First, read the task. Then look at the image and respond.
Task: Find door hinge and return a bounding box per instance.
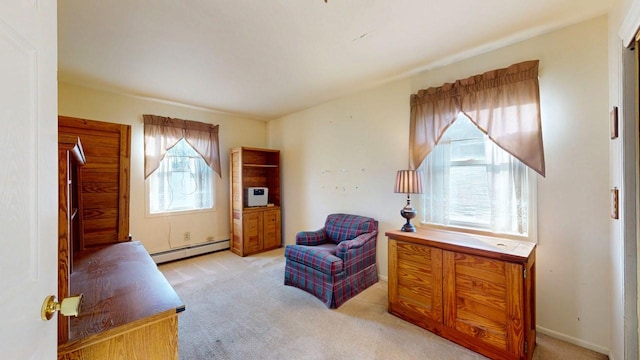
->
[523,268,527,279]
[524,341,528,354]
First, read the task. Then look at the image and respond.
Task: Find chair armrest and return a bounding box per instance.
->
[296,229,327,246]
[336,231,376,255]
[336,231,378,276]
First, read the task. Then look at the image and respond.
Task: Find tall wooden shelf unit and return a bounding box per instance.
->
[230,147,281,256]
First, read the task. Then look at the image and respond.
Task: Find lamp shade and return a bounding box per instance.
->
[394,170,423,194]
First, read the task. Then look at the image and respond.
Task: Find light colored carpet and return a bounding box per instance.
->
[159,248,608,360]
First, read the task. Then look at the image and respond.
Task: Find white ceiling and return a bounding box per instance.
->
[58,0,612,120]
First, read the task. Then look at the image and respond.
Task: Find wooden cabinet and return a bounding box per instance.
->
[236,207,282,255]
[58,134,86,344]
[59,116,131,249]
[262,208,281,249]
[388,241,443,325]
[230,147,281,256]
[241,210,263,254]
[387,229,536,360]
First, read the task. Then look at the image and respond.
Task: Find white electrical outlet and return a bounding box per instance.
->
[184,232,191,241]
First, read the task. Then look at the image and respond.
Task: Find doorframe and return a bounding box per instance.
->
[618,3,640,358]
[621,40,640,360]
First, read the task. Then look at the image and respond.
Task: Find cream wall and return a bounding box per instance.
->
[58,83,267,254]
[269,16,611,354]
[269,79,412,279]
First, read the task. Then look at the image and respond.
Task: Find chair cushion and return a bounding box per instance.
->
[325,214,377,244]
[284,243,343,275]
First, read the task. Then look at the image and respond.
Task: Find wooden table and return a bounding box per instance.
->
[58,241,184,359]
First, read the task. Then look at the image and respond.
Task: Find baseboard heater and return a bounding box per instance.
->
[150,239,230,264]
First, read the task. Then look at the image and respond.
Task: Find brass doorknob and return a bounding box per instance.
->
[41,294,83,320]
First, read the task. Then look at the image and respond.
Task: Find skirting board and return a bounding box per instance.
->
[150,239,230,264]
[536,325,610,356]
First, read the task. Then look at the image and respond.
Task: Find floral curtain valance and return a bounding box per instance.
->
[143,114,221,179]
[409,60,545,177]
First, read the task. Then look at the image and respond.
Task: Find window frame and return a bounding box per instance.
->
[418,116,538,243]
[144,139,217,217]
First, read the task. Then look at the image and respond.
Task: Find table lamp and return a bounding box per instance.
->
[394,170,423,232]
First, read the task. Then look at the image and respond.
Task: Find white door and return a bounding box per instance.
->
[0,1,58,358]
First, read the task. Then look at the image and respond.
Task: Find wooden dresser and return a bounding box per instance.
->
[57,241,184,360]
[386,229,536,360]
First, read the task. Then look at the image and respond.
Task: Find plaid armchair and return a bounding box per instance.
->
[284,213,379,308]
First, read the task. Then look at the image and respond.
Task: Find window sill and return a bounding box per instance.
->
[417,222,534,243]
[145,207,216,218]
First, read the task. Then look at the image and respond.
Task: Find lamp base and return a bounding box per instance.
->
[400,204,417,232]
[401,221,416,232]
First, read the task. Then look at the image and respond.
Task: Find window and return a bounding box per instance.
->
[143,114,221,215]
[148,138,214,214]
[419,113,535,238]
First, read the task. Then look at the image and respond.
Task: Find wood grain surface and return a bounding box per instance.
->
[58,116,131,248]
[387,230,536,360]
[58,241,184,359]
